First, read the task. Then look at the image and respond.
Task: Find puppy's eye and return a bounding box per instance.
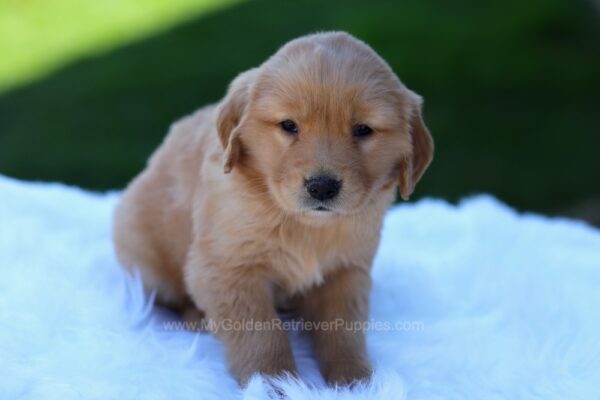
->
[352,124,373,138]
[280,120,299,135]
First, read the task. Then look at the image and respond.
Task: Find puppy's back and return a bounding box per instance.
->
[113,105,219,306]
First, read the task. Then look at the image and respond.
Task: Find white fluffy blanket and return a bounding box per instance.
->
[1,174,599,399]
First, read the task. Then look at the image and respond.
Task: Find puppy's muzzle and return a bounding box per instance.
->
[304,175,342,201]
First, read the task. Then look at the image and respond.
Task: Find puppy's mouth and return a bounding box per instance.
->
[298,204,339,219]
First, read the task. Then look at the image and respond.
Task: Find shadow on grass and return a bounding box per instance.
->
[0,0,599,215]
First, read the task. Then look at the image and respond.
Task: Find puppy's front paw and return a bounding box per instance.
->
[230,343,298,385]
[323,357,372,386]
[233,358,297,385]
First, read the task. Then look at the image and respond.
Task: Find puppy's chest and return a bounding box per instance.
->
[265,226,356,294]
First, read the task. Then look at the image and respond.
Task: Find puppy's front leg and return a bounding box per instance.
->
[187,266,297,384]
[300,267,372,385]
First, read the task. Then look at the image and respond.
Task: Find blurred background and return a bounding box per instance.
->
[0,0,598,224]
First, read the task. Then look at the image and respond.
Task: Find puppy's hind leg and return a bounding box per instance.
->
[114,211,190,315]
[180,304,208,332]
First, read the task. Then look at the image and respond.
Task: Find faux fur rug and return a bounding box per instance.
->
[1,174,599,399]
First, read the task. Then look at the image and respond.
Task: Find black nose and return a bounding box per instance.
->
[305,175,342,201]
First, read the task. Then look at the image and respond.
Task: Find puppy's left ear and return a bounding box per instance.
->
[216,69,257,173]
[398,93,434,200]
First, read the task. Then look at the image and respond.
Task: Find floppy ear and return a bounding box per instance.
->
[216,69,257,173]
[398,95,434,201]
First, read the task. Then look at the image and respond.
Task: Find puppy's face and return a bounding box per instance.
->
[217,33,433,221]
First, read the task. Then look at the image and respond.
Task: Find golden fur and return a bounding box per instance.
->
[113,32,433,385]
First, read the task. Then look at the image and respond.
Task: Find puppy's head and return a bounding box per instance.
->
[217,32,433,221]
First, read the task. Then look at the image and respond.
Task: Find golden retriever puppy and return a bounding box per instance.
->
[113,31,433,385]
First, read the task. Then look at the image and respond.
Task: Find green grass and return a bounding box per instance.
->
[0,0,241,92]
[0,0,599,216]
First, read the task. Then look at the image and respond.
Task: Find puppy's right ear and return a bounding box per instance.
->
[216,69,257,173]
